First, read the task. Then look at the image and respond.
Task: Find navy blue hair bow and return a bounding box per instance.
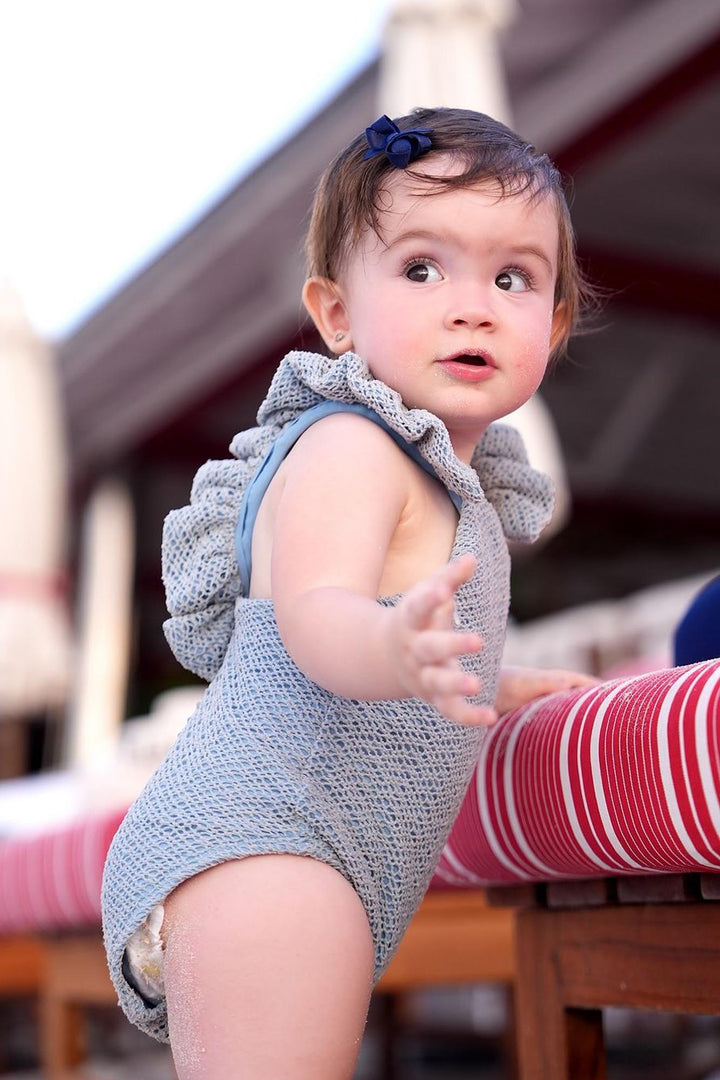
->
[363,115,432,169]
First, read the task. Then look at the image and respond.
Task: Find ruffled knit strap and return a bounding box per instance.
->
[471,423,555,543]
[263,354,554,539]
[259,351,484,505]
[161,426,275,681]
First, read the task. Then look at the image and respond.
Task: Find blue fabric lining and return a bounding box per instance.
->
[235,400,461,596]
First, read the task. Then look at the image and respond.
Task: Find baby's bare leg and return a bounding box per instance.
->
[163,854,374,1079]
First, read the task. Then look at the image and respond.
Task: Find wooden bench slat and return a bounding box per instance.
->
[485,883,544,909]
[616,873,700,904]
[545,879,615,910]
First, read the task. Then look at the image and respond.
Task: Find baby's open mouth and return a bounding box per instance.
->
[454,354,487,366]
[441,352,492,367]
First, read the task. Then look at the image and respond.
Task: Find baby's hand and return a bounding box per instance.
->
[389,555,497,727]
[496,666,600,716]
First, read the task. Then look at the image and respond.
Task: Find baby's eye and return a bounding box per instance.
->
[404,261,442,283]
[495,270,530,292]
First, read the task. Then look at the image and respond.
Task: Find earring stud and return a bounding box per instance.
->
[334,331,346,342]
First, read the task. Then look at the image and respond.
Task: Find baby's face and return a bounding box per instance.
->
[337,159,565,461]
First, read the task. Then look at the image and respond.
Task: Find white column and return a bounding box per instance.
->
[0,281,73,718]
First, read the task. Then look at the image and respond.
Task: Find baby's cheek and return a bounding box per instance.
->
[513,334,551,385]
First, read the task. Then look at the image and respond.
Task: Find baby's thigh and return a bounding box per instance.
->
[163,854,374,1080]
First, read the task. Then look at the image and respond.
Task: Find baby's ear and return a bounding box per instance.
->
[549,299,571,355]
[302,277,353,354]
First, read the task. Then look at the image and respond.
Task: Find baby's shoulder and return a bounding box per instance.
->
[282,410,417,481]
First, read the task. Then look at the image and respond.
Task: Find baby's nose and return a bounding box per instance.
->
[443,278,496,329]
[446,296,495,329]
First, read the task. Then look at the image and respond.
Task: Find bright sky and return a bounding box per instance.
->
[1,1,392,341]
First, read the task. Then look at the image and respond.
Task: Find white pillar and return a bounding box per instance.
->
[63,479,135,770]
[0,281,73,718]
[378,0,517,122]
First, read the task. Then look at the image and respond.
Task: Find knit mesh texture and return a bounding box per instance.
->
[101,351,554,1041]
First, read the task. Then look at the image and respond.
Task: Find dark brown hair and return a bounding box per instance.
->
[305,107,593,358]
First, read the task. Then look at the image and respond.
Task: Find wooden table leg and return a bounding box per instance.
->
[40,994,85,1079]
[515,908,606,1080]
[501,984,519,1080]
[40,935,117,1080]
[515,899,720,1080]
[373,992,402,1080]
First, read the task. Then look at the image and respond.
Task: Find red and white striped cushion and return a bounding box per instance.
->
[433,659,720,887]
[1,661,719,934]
[0,808,126,934]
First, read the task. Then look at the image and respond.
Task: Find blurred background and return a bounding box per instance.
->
[1,0,719,1076]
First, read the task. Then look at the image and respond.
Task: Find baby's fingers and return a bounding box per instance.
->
[440,554,478,595]
[403,555,478,631]
[402,580,448,632]
[414,629,482,665]
[436,695,498,727]
[420,664,480,701]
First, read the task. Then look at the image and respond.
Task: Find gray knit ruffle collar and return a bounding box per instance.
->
[236,350,554,543]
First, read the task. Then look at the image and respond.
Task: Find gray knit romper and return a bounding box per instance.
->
[101,350,553,1042]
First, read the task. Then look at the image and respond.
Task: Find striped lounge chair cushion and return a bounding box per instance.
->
[0,660,718,933]
[0,808,126,934]
[433,658,720,887]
